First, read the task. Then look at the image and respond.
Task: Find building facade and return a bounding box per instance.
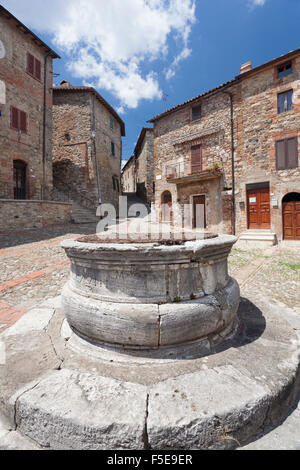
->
[52,82,125,212]
[0,5,59,201]
[121,127,154,205]
[122,155,136,194]
[150,48,300,242]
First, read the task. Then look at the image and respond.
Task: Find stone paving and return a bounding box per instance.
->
[1,225,300,335]
[0,223,96,334]
[0,225,300,450]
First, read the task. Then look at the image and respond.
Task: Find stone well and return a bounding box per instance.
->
[61,233,240,351]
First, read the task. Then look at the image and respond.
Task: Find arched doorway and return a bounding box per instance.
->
[13,160,27,200]
[282,192,300,240]
[161,191,173,222]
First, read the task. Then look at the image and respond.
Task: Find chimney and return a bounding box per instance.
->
[240,61,252,74]
[59,80,72,87]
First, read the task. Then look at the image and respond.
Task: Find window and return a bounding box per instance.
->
[10,106,27,132]
[27,53,42,81]
[278,90,293,114]
[112,176,120,191]
[276,137,298,170]
[277,62,292,78]
[13,160,27,200]
[110,117,114,130]
[111,141,115,156]
[191,144,202,174]
[191,104,202,122]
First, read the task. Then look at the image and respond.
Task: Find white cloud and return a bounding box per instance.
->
[249,0,266,7]
[1,0,196,110]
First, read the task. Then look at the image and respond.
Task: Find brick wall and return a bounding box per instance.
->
[0,200,72,231]
[0,14,54,201]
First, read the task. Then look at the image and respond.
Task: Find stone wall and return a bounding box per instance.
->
[153,89,236,233]
[0,14,54,201]
[136,129,154,204]
[52,88,122,211]
[52,91,98,209]
[121,157,136,193]
[234,56,300,240]
[152,52,300,240]
[0,200,72,231]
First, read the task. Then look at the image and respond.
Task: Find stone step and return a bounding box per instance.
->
[236,231,277,248]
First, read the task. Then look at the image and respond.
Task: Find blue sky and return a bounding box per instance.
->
[2,0,300,161]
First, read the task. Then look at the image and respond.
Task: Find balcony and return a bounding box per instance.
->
[165,162,222,185]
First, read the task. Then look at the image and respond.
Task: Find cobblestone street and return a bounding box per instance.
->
[1,224,299,335]
[0,223,96,334]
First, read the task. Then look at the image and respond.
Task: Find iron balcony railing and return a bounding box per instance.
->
[165,162,222,180]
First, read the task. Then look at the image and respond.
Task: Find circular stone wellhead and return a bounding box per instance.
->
[61,234,240,351]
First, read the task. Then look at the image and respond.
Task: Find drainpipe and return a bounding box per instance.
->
[42,51,51,201]
[222,91,236,235]
[91,95,102,205]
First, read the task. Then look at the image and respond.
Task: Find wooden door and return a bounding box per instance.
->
[283,201,300,240]
[193,195,206,229]
[247,188,270,229]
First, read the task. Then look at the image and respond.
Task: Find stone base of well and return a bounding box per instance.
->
[0,294,300,450]
[62,277,240,351]
[61,234,240,351]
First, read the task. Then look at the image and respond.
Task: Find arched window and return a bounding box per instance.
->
[161,191,172,222]
[13,160,27,200]
[282,192,300,240]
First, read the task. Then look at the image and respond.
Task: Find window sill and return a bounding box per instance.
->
[26,71,42,83]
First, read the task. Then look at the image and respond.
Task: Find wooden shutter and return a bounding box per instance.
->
[276,140,286,170]
[27,53,34,75]
[191,145,202,174]
[287,137,298,169]
[11,106,19,130]
[20,111,27,132]
[35,59,41,80]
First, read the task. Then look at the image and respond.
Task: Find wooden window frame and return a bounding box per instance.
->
[10,106,27,133]
[26,52,42,82]
[277,61,292,79]
[275,137,298,170]
[277,89,293,114]
[191,104,202,122]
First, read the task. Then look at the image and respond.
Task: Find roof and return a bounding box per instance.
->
[149,46,300,123]
[53,84,125,136]
[134,127,153,157]
[121,155,135,173]
[0,5,60,59]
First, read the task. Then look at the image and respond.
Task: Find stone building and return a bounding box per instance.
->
[149,48,300,243]
[121,127,154,205]
[0,5,59,201]
[52,81,125,215]
[0,6,73,230]
[122,155,136,194]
